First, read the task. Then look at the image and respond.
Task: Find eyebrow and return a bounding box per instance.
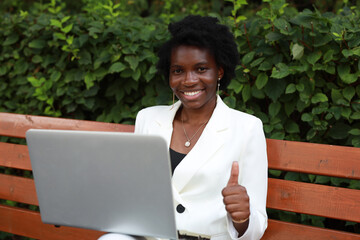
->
[170,62,208,68]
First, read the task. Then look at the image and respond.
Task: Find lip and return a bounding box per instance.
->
[180,89,204,100]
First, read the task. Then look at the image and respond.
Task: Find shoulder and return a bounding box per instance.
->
[229,108,263,127]
[217,98,263,129]
[135,105,173,134]
[136,105,171,119]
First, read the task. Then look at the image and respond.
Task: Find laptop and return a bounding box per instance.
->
[26,129,178,240]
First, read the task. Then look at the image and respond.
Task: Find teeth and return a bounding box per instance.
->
[184,91,201,96]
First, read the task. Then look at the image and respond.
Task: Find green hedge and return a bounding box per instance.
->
[1,1,359,146]
[0,0,359,235]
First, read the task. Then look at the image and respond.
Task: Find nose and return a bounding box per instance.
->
[183,71,198,86]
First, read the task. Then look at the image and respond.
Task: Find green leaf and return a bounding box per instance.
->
[349,129,360,135]
[79,50,92,65]
[124,55,139,70]
[3,33,19,46]
[291,43,304,60]
[62,23,73,34]
[250,57,265,68]
[269,170,282,177]
[301,113,313,122]
[329,123,351,140]
[337,65,358,84]
[343,87,355,102]
[323,49,334,63]
[50,19,62,28]
[29,39,46,49]
[0,66,7,76]
[306,51,322,65]
[255,73,268,89]
[264,78,286,101]
[315,176,330,184]
[266,32,283,41]
[132,68,141,81]
[223,95,236,108]
[269,102,281,117]
[271,64,290,79]
[349,179,360,189]
[285,83,296,94]
[50,71,61,82]
[32,55,43,63]
[109,62,126,73]
[311,93,328,104]
[274,18,290,32]
[61,16,71,23]
[228,79,243,94]
[242,84,251,103]
[242,51,255,65]
[53,32,66,40]
[271,131,285,140]
[351,112,360,120]
[285,121,300,133]
[84,72,96,89]
[258,61,272,71]
[285,172,300,181]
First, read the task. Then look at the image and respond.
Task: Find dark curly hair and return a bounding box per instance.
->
[157,15,239,90]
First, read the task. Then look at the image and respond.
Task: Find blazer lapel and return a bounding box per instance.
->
[172,96,230,193]
[154,101,182,148]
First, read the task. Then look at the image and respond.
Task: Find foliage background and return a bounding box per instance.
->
[0,0,359,238]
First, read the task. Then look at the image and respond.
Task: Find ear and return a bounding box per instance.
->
[218,66,224,80]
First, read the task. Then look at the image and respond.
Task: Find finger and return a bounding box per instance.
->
[222,185,246,198]
[227,161,239,187]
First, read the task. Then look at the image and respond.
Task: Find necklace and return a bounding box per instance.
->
[181,115,209,148]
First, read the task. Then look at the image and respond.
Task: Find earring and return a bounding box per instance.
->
[217,78,221,96]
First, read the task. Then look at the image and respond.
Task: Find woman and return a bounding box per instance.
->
[102,15,268,240]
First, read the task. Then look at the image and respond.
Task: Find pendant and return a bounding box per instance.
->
[185,141,191,147]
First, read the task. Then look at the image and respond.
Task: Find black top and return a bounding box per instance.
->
[169,148,186,174]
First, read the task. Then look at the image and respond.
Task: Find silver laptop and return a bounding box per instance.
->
[26,129,177,240]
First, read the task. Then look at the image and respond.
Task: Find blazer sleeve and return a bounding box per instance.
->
[134,109,145,134]
[227,118,268,240]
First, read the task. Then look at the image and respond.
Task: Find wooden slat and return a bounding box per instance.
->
[262,219,360,240]
[267,139,360,180]
[0,204,105,240]
[0,174,38,206]
[267,178,360,222]
[0,112,135,139]
[0,142,32,170]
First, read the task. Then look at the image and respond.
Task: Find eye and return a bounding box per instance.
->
[172,69,183,74]
[197,67,207,73]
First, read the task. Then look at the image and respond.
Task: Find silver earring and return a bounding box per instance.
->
[217,78,221,96]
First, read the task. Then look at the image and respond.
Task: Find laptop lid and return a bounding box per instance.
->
[26,129,177,240]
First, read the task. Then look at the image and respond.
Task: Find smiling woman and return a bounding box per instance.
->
[100,15,268,240]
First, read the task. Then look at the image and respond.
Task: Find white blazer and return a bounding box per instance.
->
[135,96,268,240]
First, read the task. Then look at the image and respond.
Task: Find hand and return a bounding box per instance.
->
[222,161,250,224]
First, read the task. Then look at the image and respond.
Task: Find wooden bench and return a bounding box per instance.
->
[0,112,359,240]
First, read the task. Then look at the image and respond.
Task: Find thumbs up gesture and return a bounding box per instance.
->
[222,161,250,225]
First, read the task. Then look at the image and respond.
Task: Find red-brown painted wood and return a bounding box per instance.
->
[262,219,360,240]
[0,204,104,240]
[267,139,360,180]
[0,142,32,170]
[0,174,38,206]
[0,112,134,138]
[267,178,360,222]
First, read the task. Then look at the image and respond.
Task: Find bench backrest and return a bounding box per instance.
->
[0,112,359,240]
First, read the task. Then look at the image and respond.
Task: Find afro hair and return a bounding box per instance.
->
[157,15,239,90]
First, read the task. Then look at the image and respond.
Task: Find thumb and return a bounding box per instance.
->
[227,161,239,187]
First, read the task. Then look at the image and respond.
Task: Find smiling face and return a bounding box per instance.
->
[169,45,223,112]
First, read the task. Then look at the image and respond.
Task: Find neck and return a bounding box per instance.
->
[180,96,217,124]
